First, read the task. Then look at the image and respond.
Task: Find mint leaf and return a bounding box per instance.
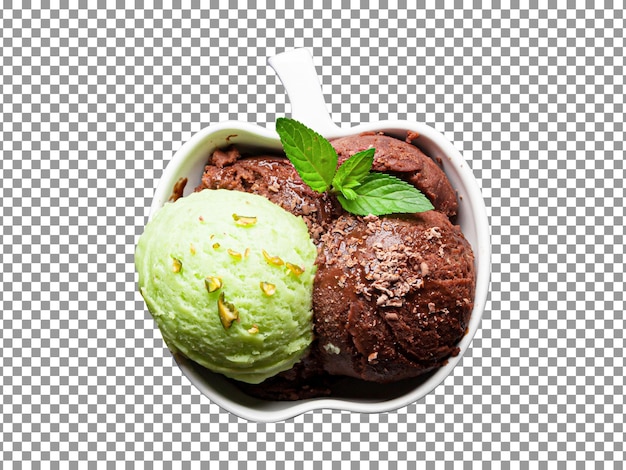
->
[332,148,375,195]
[336,173,435,216]
[276,117,338,193]
[341,187,358,201]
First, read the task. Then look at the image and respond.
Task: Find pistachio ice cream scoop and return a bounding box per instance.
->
[135,189,318,384]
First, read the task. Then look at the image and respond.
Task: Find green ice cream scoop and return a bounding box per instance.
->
[135,189,318,384]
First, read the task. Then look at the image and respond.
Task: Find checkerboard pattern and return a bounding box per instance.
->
[2,2,624,466]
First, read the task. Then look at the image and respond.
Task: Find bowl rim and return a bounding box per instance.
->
[148,119,491,422]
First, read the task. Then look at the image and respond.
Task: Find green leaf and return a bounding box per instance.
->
[341,187,358,201]
[332,148,375,193]
[336,173,435,216]
[275,117,338,193]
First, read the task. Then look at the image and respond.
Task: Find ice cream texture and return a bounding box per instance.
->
[193,132,477,399]
[135,189,318,384]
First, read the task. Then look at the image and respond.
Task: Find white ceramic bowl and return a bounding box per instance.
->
[148,49,491,422]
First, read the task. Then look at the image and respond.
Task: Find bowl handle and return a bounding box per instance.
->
[268,48,340,136]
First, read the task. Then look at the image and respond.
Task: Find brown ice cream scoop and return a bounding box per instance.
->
[313,211,475,383]
[195,146,340,241]
[331,133,459,218]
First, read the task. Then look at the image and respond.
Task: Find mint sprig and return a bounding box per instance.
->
[275,117,434,216]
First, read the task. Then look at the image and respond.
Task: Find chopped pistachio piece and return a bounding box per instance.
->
[232,213,257,227]
[286,262,304,276]
[212,242,220,249]
[227,248,242,260]
[205,276,222,293]
[260,281,276,296]
[244,247,250,258]
[171,257,182,273]
[247,324,259,335]
[217,292,239,329]
[262,249,284,266]
[190,243,196,255]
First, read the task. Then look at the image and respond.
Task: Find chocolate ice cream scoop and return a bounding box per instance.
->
[196,146,339,241]
[313,211,475,383]
[331,133,459,218]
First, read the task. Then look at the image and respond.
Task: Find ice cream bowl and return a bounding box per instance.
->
[145,49,490,422]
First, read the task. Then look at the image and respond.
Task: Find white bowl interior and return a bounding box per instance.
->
[148,119,491,422]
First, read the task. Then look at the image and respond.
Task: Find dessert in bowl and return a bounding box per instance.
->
[138,49,490,422]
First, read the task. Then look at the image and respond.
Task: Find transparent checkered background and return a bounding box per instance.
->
[2,1,624,467]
